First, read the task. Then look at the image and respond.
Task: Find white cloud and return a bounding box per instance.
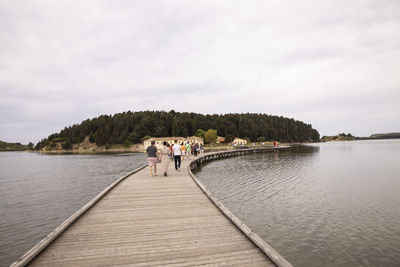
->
[0,0,399,143]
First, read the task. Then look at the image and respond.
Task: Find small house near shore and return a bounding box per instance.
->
[232,138,247,146]
[143,136,204,150]
[216,136,226,144]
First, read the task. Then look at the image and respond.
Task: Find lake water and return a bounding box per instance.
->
[0,152,146,267]
[195,140,400,266]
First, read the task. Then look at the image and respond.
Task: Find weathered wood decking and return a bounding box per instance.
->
[14,148,291,266]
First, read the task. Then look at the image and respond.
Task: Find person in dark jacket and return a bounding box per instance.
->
[146,140,158,176]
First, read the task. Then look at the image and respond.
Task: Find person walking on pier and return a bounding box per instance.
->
[146,140,158,176]
[160,141,170,177]
[172,140,182,171]
[180,142,186,160]
[185,142,191,160]
[193,143,199,156]
[169,143,173,161]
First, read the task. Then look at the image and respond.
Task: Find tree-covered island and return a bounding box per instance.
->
[320,133,356,142]
[321,132,400,142]
[34,110,320,152]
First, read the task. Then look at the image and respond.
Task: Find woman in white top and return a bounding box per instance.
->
[172,140,182,171]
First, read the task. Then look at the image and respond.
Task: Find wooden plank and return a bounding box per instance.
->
[189,148,293,267]
[10,165,147,267]
[12,148,291,266]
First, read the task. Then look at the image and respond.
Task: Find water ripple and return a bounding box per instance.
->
[0,152,146,266]
[196,141,400,267]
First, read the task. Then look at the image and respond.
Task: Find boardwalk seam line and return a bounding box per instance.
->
[10,164,147,267]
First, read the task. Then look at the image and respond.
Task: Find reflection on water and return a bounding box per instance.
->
[0,152,146,267]
[195,140,400,267]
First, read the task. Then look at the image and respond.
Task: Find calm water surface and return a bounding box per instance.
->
[196,140,400,266]
[0,152,146,267]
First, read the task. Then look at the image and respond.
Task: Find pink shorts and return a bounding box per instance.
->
[147,157,157,166]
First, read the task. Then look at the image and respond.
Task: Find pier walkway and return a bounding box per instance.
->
[14,149,291,266]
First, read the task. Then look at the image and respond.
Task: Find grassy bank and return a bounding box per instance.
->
[0,140,31,151]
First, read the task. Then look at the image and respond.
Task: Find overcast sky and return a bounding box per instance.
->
[1,0,399,144]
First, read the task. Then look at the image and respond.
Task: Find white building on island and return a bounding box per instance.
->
[232,138,247,146]
[143,136,204,150]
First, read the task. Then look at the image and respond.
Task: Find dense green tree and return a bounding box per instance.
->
[27,142,34,150]
[225,134,234,143]
[34,110,320,150]
[195,129,205,139]
[127,131,141,144]
[204,129,218,144]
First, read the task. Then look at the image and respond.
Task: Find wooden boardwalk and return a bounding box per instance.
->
[24,155,278,266]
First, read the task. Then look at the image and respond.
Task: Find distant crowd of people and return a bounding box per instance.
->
[145,140,204,177]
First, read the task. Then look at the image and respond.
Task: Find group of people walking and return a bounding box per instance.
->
[145,140,203,177]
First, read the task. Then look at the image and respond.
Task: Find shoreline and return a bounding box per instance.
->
[5,143,298,154]
[35,148,143,154]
